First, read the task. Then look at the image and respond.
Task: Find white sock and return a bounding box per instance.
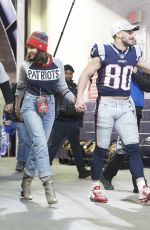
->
[92,181,100,190]
[136,177,146,192]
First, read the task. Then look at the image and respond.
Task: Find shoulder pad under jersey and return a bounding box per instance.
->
[90,43,105,61]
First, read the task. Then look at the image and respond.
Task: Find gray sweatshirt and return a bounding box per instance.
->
[15,57,75,103]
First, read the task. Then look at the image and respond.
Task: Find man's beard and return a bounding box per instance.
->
[122,39,130,48]
[122,37,134,47]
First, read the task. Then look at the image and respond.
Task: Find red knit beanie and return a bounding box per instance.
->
[26,31,48,52]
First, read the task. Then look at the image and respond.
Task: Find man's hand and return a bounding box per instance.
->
[4,103,13,113]
[75,98,87,112]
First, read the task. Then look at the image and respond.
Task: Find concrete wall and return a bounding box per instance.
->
[18,0,150,97]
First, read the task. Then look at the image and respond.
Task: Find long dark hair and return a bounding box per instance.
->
[26,50,50,64]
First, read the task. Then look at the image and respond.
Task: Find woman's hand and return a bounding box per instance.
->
[75,97,87,112]
[15,107,23,121]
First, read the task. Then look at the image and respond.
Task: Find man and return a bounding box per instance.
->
[100,70,150,193]
[0,63,13,154]
[48,64,91,179]
[0,62,13,112]
[75,19,150,204]
[11,83,32,171]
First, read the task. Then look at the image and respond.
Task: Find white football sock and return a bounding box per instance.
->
[92,181,100,190]
[136,177,146,192]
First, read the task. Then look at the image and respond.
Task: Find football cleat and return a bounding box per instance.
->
[139,186,150,204]
[90,185,108,203]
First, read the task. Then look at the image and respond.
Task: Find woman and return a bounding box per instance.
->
[15,31,75,206]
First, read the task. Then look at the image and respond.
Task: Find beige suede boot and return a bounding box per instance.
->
[40,176,57,206]
[21,173,33,200]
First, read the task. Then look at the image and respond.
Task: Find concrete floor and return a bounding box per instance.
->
[0,157,150,230]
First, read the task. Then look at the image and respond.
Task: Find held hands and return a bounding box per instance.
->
[75,97,87,112]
